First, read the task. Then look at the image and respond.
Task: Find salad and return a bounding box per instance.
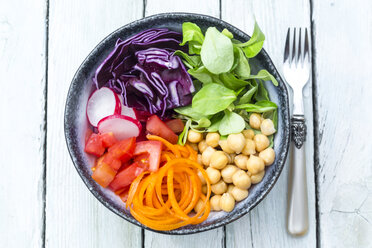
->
[84,22,278,231]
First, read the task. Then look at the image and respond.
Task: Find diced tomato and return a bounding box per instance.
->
[146,115,178,144]
[109,162,145,191]
[85,133,105,157]
[107,137,136,162]
[165,119,185,134]
[92,160,117,187]
[133,153,150,168]
[85,128,93,144]
[119,187,130,202]
[134,141,162,172]
[100,132,118,148]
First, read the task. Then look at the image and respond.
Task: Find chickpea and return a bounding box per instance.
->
[221,165,239,183]
[259,147,276,166]
[198,140,208,153]
[224,152,235,164]
[187,130,203,143]
[251,170,265,184]
[187,142,199,151]
[227,184,234,194]
[234,154,248,170]
[241,139,256,156]
[206,167,221,184]
[246,155,265,174]
[206,132,220,147]
[197,154,203,166]
[210,195,222,211]
[246,170,252,177]
[260,119,276,136]
[202,146,216,166]
[254,134,270,152]
[231,186,249,202]
[219,139,235,153]
[210,151,228,169]
[211,180,227,195]
[227,133,246,153]
[202,185,208,195]
[232,170,251,189]
[194,199,204,213]
[242,129,255,139]
[197,170,206,185]
[249,113,262,130]
[219,193,235,212]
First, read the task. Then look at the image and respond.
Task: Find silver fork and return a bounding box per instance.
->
[283,28,310,236]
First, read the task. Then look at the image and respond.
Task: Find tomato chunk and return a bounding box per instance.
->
[92,159,117,187]
[146,115,178,144]
[134,141,162,172]
[107,137,136,162]
[85,133,105,157]
[165,119,185,134]
[109,162,145,191]
[100,132,118,148]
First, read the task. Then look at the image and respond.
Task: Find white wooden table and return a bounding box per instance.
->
[1,0,371,247]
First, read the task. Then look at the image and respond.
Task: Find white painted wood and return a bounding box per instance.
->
[45,1,143,247]
[222,0,317,247]
[312,0,372,247]
[144,1,224,247]
[0,0,46,247]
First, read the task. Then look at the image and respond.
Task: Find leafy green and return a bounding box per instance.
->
[235,100,277,113]
[254,80,269,101]
[177,119,192,145]
[200,27,234,74]
[235,21,265,58]
[248,69,278,86]
[222,28,234,39]
[238,80,258,104]
[180,22,204,54]
[192,83,237,115]
[219,110,245,135]
[233,47,251,78]
[174,105,210,120]
[187,66,222,85]
[173,50,201,68]
[220,72,250,90]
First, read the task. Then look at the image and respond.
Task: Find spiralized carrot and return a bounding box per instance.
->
[125,135,211,231]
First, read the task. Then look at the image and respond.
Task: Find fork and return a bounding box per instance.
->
[283,28,310,236]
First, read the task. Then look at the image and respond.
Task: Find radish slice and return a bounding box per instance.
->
[86,87,121,127]
[98,114,142,140]
[116,94,137,119]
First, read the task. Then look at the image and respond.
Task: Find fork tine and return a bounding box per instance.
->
[298,28,302,65]
[291,28,296,65]
[304,28,310,63]
[283,28,290,63]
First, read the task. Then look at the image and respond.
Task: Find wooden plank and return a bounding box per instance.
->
[222,0,317,247]
[143,2,224,248]
[45,1,143,247]
[0,0,46,247]
[312,0,372,247]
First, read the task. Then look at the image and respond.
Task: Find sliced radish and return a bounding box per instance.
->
[86,87,121,127]
[98,114,142,140]
[116,94,137,119]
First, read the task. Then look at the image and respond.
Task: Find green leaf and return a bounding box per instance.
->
[178,119,192,145]
[200,27,234,74]
[235,100,278,113]
[254,80,270,101]
[187,66,223,85]
[218,110,245,135]
[238,80,258,104]
[197,117,211,128]
[236,21,265,58]
[207,118,222,132]
[219,72,250,90]
[180,22,205,54]
[248,69,278,86]
[174,105,210,120]
[222,28,234,39]
[192,83,237,115]
[173,50,201,68]
[233,46,251,78]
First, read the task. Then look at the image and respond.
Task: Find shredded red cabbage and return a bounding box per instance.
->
[94,28,194,117]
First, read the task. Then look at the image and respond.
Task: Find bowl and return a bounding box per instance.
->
[65,12,290,234]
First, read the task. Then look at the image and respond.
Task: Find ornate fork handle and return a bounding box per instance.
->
[291,115,307,148]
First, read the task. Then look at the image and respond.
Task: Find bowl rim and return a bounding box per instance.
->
[65,12,290,235]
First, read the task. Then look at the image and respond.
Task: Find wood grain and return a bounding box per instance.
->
[143,1,224,247]
[45,1,143,247]
[222,0,317,247]
[0,0,46,247]
[312,0,372,247]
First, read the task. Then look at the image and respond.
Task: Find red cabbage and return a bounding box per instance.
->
[94,29,194,117]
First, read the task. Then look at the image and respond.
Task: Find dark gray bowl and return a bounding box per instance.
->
[65,13,290,234]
